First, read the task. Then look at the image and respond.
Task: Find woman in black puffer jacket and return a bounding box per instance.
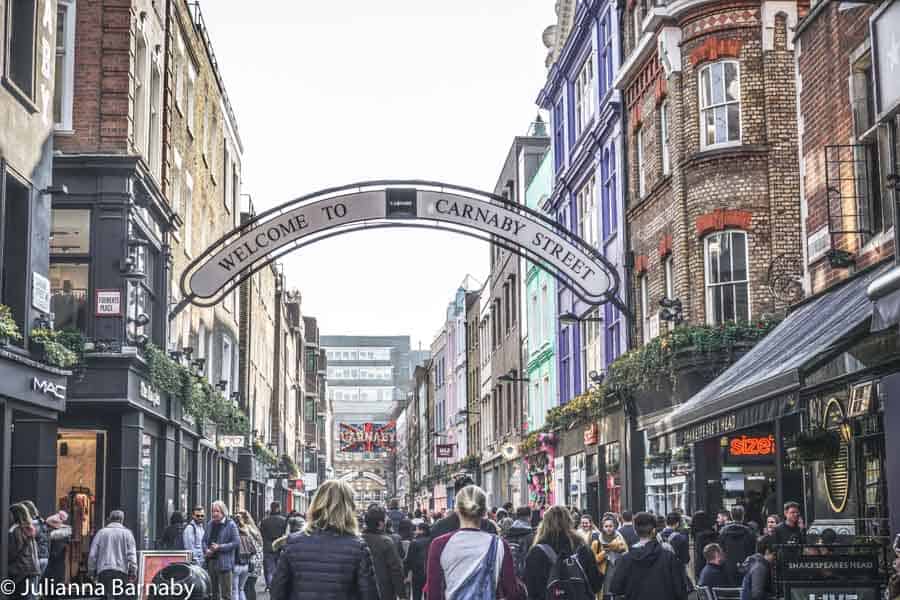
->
[269,480,378,600]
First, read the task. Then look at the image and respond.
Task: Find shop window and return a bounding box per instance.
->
[5,0,37,100]
[179,446,193,512]
[605,442,622,515]
[50,208,91,334]
[2,171,30,342]
[704,231,749,324]
[699,60,741,148]
[140,433,158,548]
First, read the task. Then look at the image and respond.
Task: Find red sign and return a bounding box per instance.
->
[584,423,599,446]
[436,444,454,458]
[728,435,775,457]
[339,422,396,453]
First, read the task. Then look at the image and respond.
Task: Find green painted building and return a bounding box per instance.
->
[524,150,557,431]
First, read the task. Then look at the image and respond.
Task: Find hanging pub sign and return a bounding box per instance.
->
[436,444,454,458]
[584,423,599,445]
[339,422,397,453]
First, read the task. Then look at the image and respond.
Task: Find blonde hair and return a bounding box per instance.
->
[303,480,358,536]
[534,505,581,550]
[455,485,487,521]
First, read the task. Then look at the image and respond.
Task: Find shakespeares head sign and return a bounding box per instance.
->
[180,182,620,310]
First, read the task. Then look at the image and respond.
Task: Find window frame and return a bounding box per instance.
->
[185,60,197,136]
[664,255,674,299]
[703,230,751,325]
[636,127,646,199]
[53,0,77,131]
[580,308,601,389]
[698,60,742,149]
[4,0,38,105]
[183,172,193,257]
[602,145,617,240]
[49,207,92,335]
[574,55,595,137]
[577,175,598,248]
[660,99,671,175]
[640,274,651,344]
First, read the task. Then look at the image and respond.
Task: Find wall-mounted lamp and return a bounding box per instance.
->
[40,184,68,196]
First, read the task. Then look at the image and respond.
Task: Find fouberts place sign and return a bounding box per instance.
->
[182,183,619,308]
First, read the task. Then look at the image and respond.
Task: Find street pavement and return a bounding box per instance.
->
[255,576,270,600]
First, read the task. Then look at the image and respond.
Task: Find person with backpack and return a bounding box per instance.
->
[425,485,524,600]
[184,505,207,568]
[739,537,776,600]
[523,505,603,600]
[718,505,757,586]
[159,511,186,549]
[362,505,407,600]
[608,512,689,600]
[261,502,288,591]
[617,511,639,549]
[503,506,534,581]
[658,513,690,569]
[237,510,265,600]
[429,476,500,539]
[234,513,260,600]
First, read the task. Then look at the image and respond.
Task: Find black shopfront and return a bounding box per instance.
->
[650,264,896,540]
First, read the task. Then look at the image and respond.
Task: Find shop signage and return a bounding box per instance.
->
[32,272,50,314]
[185,184,618,307]
[847,381,874,417]
[727,435,775,457]
[871,0,900,119]
[787,585,879,600]
[682,413,737,444]
[139,380,161,407]
[32,377,65,400]
[781,554,880,580]
[436,444,454,458]
[96,289,122,317]
[339,422,396,452]
[302,472,318,491]
[219,435,245,449]
[584,423,599,445]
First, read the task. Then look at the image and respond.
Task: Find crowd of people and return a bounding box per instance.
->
[9,485,900,600]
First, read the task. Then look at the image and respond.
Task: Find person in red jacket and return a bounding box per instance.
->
[425,485,524,600]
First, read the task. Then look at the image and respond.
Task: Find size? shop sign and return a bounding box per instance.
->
[728,435,776,457]
[96,289,122,317]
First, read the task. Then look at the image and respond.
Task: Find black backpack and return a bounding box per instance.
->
[506,534,529,580]
[537,544,593,600]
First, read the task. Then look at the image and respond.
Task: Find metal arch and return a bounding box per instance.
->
[173,180,624,318]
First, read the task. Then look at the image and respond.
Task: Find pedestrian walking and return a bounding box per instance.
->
[523,505,602,600]
[578,515,601,544]
[22,501,49,578]
[690,511,718,580]
[363,505,407,600]
[272,516,305,554]
[618,511,639,549]
[715,510,731,535]
[719,506,757,585]
[503,506,534,581]
[237,510,265,600]
[8,503,40,600]
[233,512,260,600]
[772,501,806,546]
[260,502,288,591]
[593,516,628,598]
[203,500,241,600]
[697,543,730,588]
[397,518,414,562]
[269,480,377,600]
[739,537,776,600]
[87,510,138,600]
[429,476,499,539]
[388,499,406,534]
[404,520,431,600]
[608,512,690,600]
[183,505,207,567]
[761,515,779,540]
[159,511,186,549]
[43,511,72,588]
[659,513,690,569]
[425,485,524,600]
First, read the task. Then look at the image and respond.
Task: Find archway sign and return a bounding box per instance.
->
[174,181,622,317]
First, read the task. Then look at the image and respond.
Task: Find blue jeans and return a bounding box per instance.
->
[263,552,278,588]
[233,564,250,600]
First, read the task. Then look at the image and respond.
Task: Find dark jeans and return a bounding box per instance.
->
[263,552,278,588]
[245,574,258,600]
[98,569,130,600]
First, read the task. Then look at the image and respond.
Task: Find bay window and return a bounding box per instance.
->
[704,230,749,324]
[699,60,741,148]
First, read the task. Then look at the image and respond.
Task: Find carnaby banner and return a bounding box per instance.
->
[184,184,618,306]
[339,422,397,453]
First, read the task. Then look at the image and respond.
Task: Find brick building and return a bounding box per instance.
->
[613,0,805,514]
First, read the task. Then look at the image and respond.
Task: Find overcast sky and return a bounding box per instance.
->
[201,1,554,349]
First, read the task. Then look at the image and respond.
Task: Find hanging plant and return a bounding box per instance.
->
[0,305,23,344]
[280,454,300,478]
[792,429,841,462]
[30,328,79,368]
[252,440,278,465]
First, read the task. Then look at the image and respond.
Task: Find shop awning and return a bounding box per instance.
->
[648,264,890,441]
[868,265,900,330]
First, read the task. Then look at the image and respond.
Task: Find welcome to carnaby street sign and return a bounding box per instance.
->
[175,181,622,316]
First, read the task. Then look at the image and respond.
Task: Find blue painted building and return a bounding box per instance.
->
[536,0,630,515]
[537,0,627,406]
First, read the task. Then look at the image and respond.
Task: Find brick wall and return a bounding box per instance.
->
[622,1,802,343]
[795,2,894,294]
